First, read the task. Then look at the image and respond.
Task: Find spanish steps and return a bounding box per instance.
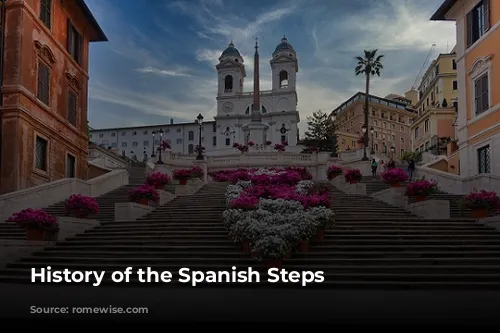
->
[1,173,500,289]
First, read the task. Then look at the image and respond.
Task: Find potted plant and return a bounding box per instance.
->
[7,208,59,241]
[190,166,203,179]
[380,168,409,187]
[405,179,438,201]
[460,189,500,218]
[344,169,362,184]
[173,169,192,185]
[64,194,99,218]
[248,141,255,147]
[128,185,159,206]
[274,143,286,152]
[326,165,343,180]
[251,236,289,269]
[145,172,171,189]
[265,141,272,146]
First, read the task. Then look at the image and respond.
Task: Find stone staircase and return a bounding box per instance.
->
[2,180,500,289]
[0,182,261,284]
[0,166,147,239]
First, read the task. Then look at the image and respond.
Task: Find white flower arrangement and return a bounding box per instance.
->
[225,184,244,204]
[295,180,315,195]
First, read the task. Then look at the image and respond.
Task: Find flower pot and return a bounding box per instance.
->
[179,179,188,185]
[297,239,309,252]
[415,195,427,202]
[242,241,250,254]
[138,198,149,205]
[264,259,283,269]
[390,182,401,187]
[313,228,326,241]
[26,228,44,241]
[284,250,292,259]
[471,209,488,218]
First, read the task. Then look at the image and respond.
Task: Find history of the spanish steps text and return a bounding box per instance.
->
[31,266,324,287]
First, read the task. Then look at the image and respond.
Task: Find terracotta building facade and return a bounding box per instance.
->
[0,0,106,193]
[332,92,417,159]
[432,0,499,177]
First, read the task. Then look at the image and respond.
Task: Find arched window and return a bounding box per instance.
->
[188,144,194,154]
[224,75,233,92]
[188,131,194,141]
[245,104,267,114]
[212,123,216,133]
[279,70,288,88]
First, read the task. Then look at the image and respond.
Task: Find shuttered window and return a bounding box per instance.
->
[68,91,77,126]
[67,20,82,64]
[466,0,490,47]
[37,62,50,106]
[66,154,76,178]
[474,73,489,115]
[40,0,51,29]
[35,136,48,171]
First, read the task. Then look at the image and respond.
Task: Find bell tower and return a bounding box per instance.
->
[270,36,298,92]
[216,42,246,97]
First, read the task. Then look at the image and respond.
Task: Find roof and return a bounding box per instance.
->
[273,36,295,55]
[89,120,216,132]
[220,42,241,59]
[430,0,457,21]
[75,0,108,42]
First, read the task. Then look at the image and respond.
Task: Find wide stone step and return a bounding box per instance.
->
[69,234,230,240]
[43,245,240,251]
[323,235,500,240]
[327,230,498,235]
[34,250,249,258]
[59,239,239,245]
[99,222,224,228]
[83,229,228,236]
[312,244,500,251]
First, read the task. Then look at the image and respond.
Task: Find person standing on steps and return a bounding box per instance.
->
[371,159,378,178]
[408,158,416,181]
[387,158,395,169]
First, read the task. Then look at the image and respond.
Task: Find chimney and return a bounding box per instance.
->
[170,118,174,124]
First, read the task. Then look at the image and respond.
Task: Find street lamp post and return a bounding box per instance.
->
[157,129,164,164]
[361,124,367,160]
[361,107,369,161]
[151,131,156,158]
[196,113,204,160]
[370,127,375,155]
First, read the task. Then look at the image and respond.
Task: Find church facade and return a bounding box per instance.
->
[214,37,300,149]
[89,37,300,158]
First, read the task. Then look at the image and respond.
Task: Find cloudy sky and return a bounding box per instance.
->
[86,0,456,136]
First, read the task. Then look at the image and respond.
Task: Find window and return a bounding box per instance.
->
[225,138,230,146]
[401,149,404,157]
[121,132,126,136]
[383,122,386,128]
[414,127,419,139]
[176,128,181,133]
[35,136,48,171]
[212,136,217,146]
[67,90,77,126]
[67,20,82,64]
[477,145,491,173]
[176,139,182,144]
[143,130,148,135]
[132,131,137,135]
[188,144,194,154]
[121,142,127,147]
[373,120,377,126]
[374,132,378,138]
[435,65,439,76]
[281,135,286,143]
[99,133,103,138]
[391,124,395,130]
[213,123,217,132]
[452,59,457,70]
[37,62,50,106]
[143,141,149,146]
[40,0,51,29]
[401,137,405,144]
[424,119,429,133]
[474,73,489,115]
[188,131,194,141]
[391,135,395,141]
[466,0,490,47]
[453,80,458,90]
[66,154,75,178]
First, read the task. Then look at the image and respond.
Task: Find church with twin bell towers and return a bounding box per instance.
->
[214,36,300,149]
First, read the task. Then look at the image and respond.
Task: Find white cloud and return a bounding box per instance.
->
[136,66,196,78]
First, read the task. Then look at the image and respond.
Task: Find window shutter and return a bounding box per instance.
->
[483,0,490,31]
[475,78,482,114]
[67,19,73,53]
[482,74,489,111]
[466,11,473,47]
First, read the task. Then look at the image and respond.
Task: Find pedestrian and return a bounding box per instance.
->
[408,158,416,181]
[371,158,378,178]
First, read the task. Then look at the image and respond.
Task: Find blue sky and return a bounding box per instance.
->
[85,0,456,136]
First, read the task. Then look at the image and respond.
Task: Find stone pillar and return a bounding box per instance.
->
[193,160,208,184]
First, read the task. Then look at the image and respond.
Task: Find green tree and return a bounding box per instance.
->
[355,49,384,160]
[303,110,337,154]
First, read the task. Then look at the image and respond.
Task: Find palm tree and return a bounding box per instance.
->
[355,49,384,160]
